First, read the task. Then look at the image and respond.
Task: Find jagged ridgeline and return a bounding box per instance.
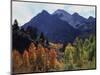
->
[22,9,96,43]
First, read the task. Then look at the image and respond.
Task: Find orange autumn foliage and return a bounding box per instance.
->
[23,50,30,67]
[28,43,36,64]
[12,42,61,72]
[12,49,23,71]
[49,48,57,69]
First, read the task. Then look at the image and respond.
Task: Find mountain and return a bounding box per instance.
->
[22,10,80,43]
[22,9,96,43]
[88,16,96,23]
[78,16,96,34]
[53,9,95,28]
[71,12,87,27]
[53,9,73,24]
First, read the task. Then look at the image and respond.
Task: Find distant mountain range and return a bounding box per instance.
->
[22,9,96,43]
[53,9,96,28]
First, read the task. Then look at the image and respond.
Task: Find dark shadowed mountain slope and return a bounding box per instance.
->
[22,9,96,43]
[22,10,80,43]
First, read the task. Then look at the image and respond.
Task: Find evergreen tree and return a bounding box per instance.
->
[12,19,19,31]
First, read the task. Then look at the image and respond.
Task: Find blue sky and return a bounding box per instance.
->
[12,1,95,26]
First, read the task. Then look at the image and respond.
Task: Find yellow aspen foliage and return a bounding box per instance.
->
[64,43,76,70]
